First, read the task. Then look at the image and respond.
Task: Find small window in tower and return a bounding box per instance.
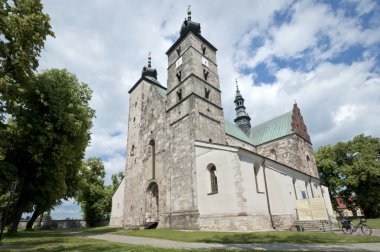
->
[205,88,210,99]
[149,139,156,179]
[135,102,137,107]
[203,69,209,81]
[177,88,182,101]
[176,46,181,56]
[133,117,135,122]
[130,144,135,156]
[176,70,182,82]
[207,164,218,194]
[209,138,212,143]
[201,44,206,55]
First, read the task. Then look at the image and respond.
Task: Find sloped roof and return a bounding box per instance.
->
[224,120,255,145]
[250,111,293,145]
[153,85,167,100]
[224,111,296,147]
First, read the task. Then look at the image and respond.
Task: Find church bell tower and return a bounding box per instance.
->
[163,7,225,229]
[166,6,225,144]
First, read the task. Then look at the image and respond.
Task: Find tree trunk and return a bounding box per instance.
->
[26,206,42,230]
[8,207,22,234]
[36,212,44,228]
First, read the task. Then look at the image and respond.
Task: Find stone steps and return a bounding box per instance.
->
[294,220,332,232]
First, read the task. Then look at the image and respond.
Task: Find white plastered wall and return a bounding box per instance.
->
[109,177,126,226]
[195,143,241,215]
[265,166,296,215]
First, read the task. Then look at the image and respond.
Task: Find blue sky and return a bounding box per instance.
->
[36,0,380,219]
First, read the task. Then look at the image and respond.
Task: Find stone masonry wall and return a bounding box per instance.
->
[199,215,272,231]
[124,82,170,228]
[257,134,318,177]
[226,135,256,152]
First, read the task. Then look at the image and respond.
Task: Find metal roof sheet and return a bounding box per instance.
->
[224,120,255,145]
[250,111,293,145]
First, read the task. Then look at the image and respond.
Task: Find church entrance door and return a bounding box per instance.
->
[145,182,159,224]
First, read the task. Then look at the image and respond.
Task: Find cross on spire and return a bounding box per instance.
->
[187,5,191,21]
[148,52,151,68]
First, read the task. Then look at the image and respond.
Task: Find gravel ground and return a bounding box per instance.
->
[81,232,380,251]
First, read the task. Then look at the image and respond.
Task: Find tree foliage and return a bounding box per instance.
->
[1,69,94,231]
[0,0,54,118]
[77,158,107,226]
[316,134,380,217]
[77,158,124,227]
[0,0,54,228]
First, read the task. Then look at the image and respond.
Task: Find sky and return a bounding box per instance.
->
[36,0,380,219]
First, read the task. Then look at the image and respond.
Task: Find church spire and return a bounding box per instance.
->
[233,79,251,136]
[141,52,157,79]
[148,52,151,68]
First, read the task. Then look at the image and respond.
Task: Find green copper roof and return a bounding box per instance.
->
[224,111,294,146]
[224,120,255,145]
[250,111,293,145]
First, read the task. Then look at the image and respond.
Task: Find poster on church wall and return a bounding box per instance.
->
[296,198,328,221]
[309,198,328,220]
[296,199,313,221]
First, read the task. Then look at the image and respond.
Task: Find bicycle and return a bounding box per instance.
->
[341,217,372,235]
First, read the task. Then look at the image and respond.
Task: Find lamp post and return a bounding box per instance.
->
[0,182,17,243]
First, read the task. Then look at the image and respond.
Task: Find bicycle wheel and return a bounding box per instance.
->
[342,225,354,234]
[361,224,372,235]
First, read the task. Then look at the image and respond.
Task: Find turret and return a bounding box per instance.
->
[233,79,251,135]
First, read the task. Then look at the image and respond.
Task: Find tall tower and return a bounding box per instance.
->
[166,7,225,143]
[233,80,251,135]
[164,7,225,229]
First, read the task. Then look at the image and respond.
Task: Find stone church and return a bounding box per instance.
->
[110,9,334,231]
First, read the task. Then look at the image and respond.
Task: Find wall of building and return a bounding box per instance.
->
[257,134,318,177]
[123,82,170,229]
[109,177,126,226]
[226,135,256,152]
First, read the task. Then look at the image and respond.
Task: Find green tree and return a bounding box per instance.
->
[2,69,94,232]
[0,0,54,122]
[111,172,124,193]
[316,134,380,217]
[78,158,108,227]
[0,0,54,228]
[77,158,124,226]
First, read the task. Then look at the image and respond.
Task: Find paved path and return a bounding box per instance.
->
[79,232,380,251]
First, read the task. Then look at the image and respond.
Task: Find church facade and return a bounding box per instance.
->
[110,10,333,231]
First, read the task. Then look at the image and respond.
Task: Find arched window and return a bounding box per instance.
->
[149,140,155,179]
[207,164,218,194]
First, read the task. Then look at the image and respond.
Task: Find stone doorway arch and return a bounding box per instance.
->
[145,182,159,224]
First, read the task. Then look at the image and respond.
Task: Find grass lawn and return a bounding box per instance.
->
[1,229,246,252]
[116,229,380,244]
